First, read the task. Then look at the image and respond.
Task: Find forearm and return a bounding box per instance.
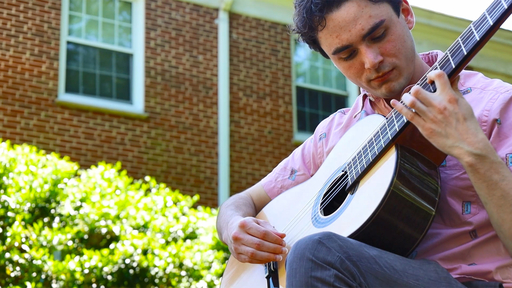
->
[460,142,512,255]
[216,192,258,245]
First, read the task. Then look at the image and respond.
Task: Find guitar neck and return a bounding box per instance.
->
[344,0,512,188]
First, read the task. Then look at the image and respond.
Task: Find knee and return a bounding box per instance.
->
[288,231,346,261]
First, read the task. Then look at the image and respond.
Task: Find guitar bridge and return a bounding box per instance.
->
[264,261,279,288]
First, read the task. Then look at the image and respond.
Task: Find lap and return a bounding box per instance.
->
[286,232,466,288]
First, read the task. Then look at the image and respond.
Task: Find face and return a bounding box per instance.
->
[317,0,427,100]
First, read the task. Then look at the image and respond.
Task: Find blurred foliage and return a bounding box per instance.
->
[0,140,229,287]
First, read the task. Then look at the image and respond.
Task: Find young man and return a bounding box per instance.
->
[217,0,512,286]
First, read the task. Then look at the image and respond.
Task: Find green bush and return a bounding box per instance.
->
[0,140,229,287]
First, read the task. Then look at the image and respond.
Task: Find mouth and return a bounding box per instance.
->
[371,69,394,83]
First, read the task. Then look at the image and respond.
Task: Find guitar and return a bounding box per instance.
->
[221,0,512,287]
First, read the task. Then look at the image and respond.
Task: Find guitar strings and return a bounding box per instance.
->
[276,0,509,246]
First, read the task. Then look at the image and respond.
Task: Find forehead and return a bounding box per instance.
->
[317,1,397,51]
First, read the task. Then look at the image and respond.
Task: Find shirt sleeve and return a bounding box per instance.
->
[260,108,352,199]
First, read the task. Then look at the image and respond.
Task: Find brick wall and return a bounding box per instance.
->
[0,0,296,207]
[229,13,295,194]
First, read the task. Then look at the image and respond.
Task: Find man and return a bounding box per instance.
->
[217,0,512,286]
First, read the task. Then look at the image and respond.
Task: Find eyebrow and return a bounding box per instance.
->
[330,19,387,56]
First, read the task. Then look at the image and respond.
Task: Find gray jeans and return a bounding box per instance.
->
[286,232,503,288]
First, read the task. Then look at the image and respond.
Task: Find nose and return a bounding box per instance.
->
[361,46,383,70]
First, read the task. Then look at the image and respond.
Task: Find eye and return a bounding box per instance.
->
[340,50,357,61]
[371,30,386,42]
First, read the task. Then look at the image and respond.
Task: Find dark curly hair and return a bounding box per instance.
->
[291,0,402,59]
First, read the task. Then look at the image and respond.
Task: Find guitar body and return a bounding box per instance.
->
[221,115,441,288]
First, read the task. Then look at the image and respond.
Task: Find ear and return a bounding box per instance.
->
[400,0,416,30]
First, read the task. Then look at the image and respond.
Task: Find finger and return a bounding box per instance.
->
[451,75,461,93]
[426,70,449,85]
[242,219,286,246]
[390,98,422,124]
[426,70,453,94]
[259,219,286,239]
[233,242,286,264]
[230,230,287,263]
[401,92,416,112]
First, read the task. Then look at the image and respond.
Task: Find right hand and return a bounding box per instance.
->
[227,217,287,264]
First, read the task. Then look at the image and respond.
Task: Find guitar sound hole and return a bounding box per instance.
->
[320,173,355,216]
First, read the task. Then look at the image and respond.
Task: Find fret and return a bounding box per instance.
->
[458,37,467,55]
[447,51,455,68]
[470,23,480,40]
[377,129,385,150]
[484,10,494,25]
[356,153,362,174]
[392,112,399,132]
[501,0,508,9]
[371,137,379,155]
[349,169,355,184]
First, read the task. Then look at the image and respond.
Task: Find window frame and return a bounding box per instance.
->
[58,0,146,115]
[291,37,359,142]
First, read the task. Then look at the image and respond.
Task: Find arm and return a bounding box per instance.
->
[392,70,512,254]
[216,182,288,264]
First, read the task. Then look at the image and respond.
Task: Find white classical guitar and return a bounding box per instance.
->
[221,0,512,287]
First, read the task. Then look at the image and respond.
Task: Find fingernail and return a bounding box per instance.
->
[276,255,283,261]
[282,248,288,254]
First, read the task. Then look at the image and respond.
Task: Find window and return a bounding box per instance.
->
[58,0,145,115]
[292,40,359,142]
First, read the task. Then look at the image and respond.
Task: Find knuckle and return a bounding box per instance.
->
[253,241,262,250]
[410,85,422,95]
[247,250,257,259]
[231,231,243,242]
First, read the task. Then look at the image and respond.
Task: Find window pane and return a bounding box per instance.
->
[115,77,131,101]
[85,18,99,41]
[334,71,347,91]
[101,22,115,44]
[309,66,320,86]
[100,75,113,98]
[68,15,83,37]
[296,86,306,109]
[82,71,97,95]
[103,0,116,20]
[320,93,332,111]
[118,25,132,48]
[66,69,80,94]
[99,49,113,73]
[85,0,99,16]
[297,110,307,132]
[81,45,97,71]
[115,53,130,76]
[70,0,83,13]
[323,67,333,88]
[66,44,80,68]
[308,90,318,110]
[118,1,132,23]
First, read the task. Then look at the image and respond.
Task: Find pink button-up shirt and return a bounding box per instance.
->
[260,51,512,286]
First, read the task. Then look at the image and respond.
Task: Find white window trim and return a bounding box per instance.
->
[58,0,146,115]
[291,37,359,143]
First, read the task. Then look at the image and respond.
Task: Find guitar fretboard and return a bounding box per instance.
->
[345,0,512,187]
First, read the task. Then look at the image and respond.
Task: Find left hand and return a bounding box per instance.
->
[391,70,489,162]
